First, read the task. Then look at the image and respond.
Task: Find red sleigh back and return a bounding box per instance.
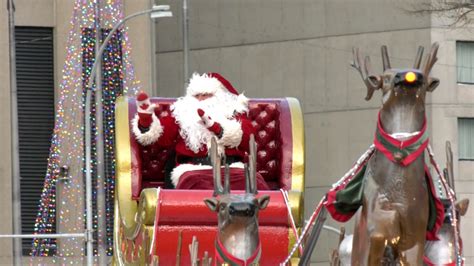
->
[118,97,304,198]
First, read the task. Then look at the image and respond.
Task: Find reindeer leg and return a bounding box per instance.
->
[399,236,425,265]
[368,195,402,265]
[368,233,387,265]
[330,249,340,266]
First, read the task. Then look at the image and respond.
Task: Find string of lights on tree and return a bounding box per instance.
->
[81,26,124,256]
[31,0,140,261]
[101,27,124,255]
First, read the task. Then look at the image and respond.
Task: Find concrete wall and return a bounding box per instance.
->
[124,0,152,94]
[14,0,55,27]
[153,0,430,97]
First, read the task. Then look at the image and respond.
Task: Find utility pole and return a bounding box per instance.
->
[7,0,23,265]
[182,0,189,91]
[150,0,157,96]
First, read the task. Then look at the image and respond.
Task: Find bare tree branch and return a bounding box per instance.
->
[406,0,474,27]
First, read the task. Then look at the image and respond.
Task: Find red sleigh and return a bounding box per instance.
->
[113,96,305,265]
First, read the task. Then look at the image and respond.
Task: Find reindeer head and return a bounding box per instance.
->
[352,43,440,106]
[204,187,270,228]
[204,135,270,232]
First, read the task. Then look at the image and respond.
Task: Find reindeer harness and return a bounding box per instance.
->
[374,112,429,166]
[215,238,261,266]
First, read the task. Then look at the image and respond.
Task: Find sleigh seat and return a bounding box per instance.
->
[113,96,305,265]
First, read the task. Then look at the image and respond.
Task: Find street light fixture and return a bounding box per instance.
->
[150,4,172,19]
[84,5,172,266]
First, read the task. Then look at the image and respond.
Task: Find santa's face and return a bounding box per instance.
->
[195,93,214,101]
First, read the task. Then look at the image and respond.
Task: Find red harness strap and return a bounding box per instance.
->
[374,112,429,166]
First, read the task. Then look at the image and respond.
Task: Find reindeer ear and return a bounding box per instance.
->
[426,77,440,92]
[368,75,381,88]
[257,195,270,210]
[364,75,382,101]
[204,198,219,212]
[456,198,470,217]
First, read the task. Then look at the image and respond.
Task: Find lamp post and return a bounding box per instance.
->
[7,0,23,265]
[84,5,172,265]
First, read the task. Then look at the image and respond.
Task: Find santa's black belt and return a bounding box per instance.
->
[178,155,241,166]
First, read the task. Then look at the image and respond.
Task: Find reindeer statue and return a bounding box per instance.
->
[204,135,270,266]
[349,43,445,265]
[321,43,446,265]
[330,142,469,266]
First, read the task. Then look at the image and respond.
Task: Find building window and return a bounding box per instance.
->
[16,27,55,255]
[459,118,474,160]
[457,41,474,84]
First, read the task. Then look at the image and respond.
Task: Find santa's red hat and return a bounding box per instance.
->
[207,72,238,95]
[186,72,248,107]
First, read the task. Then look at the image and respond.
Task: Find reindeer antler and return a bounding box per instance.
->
[211,137,224,196]
[422,42,439,78]
[249,134,257,194]
[445,141,455,193]
[223,161,230,194]
[351,47,382,101]
[381,45,391,71]
[414,46,424,69]
[245,134,258,194]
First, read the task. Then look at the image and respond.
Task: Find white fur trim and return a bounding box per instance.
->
[186,73,224,96]
[170,162,245,187]
[132,114,163,146]
[137,102,156,114]
[170,164,212,187]
[236,93,249,113]
[217,119,243,148]
[229,162,244,168]
[200,112,214,128]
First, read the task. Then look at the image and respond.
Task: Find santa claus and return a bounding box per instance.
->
[132,72,269,190]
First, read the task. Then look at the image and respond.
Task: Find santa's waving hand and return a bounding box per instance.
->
[136,91,155,128]
[132,91,166,146]
[197,108,223,138]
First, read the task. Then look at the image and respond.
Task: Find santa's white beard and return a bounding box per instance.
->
[171,91,245,153]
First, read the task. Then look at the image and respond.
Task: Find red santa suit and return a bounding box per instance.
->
[132,73,269,190]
